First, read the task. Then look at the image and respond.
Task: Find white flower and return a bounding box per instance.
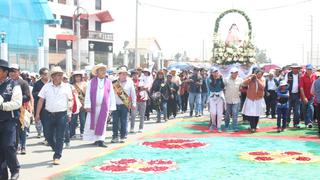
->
[226,47,233,53]
[249,58,255,62]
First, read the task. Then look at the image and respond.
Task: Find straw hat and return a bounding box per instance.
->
[10,64,20,70]
[50,66,64,77]
[72,70,83,76]
[117,66,129,74]
[290,63,301,68]
[92,63,107,76]
[142,68,151,73]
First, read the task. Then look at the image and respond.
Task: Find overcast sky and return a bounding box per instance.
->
[104,0,320,65]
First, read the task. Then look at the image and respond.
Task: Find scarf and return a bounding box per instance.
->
[90,77,110,136]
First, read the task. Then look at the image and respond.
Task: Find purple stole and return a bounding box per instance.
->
[90,77,110,136]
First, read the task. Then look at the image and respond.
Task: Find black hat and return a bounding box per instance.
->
[0,59,10,71]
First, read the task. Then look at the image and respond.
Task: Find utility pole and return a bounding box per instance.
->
[135,0,139,68]
[202,40,205,62]
[76,0,81,70]
[310,15,313,65]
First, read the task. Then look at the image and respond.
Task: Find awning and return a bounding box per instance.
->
[93,10,114,23]
[38,0,60,24]
[56,34,76,41]
[73,10,113,23]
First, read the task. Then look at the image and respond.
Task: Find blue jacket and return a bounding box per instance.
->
[276,88,289,109]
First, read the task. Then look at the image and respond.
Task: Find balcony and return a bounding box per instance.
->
[81,30,113,42]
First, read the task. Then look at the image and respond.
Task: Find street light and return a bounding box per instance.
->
[0,31,6,43]
[108,45,113,52]
[37,37,43,47]
[66,40,72,47]
[89,43,94,50]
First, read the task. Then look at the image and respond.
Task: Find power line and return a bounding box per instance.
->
[256,0,312,11]
[139,0,312,14]
[140,1,219,14]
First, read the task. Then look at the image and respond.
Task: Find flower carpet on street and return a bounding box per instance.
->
[240,150,320,163]
[52,117,320,180]
[94,158,176,173]
[142,139,208,149]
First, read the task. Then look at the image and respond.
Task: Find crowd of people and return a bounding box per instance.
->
[0,58,320,179]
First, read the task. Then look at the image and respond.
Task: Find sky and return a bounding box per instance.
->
[104,0,320,66]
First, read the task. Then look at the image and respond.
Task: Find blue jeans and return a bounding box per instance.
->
[287,93,301,125]
[277,108,287,128]
[64,122,70,143]
[70,110,86,137]
[177,95,182,112]
[112,105,128,139]
[189,92,201,115]
[0,120,20,175]
[19,127,27,148]
[47,111,67,160]
[225,103,240,130]
[157,101,167,122]
[40,109,49,140]
[302,98,314,125]
[200,92,208,114]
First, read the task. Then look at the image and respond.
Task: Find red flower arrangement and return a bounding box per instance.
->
[142,139,207,149]
[139,166,169,172]
[95,158,176,173]
[249,151,270,156]
[254,156,274,161]
[241,150,320,163]
[283,151,302,156]
[295,156,311,161]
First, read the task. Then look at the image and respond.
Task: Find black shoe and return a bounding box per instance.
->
[93,141,99,145]
[307,124,313,128]
[97,141,108,148]
[10,171,19,180]
[293,124,300,128]
[190,111,193,117]
[21,148,26,155]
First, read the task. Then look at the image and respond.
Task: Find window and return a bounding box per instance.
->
[61,16,73,29]
[49,14,57,27]
[58,0,66,4]
[49,39,57,52]
[95,0,101,10]
[58,40,72,52]
[95,21,101,31]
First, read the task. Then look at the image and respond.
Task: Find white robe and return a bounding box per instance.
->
[83,78,116,142]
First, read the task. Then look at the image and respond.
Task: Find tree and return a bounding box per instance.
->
[255,48,270,64]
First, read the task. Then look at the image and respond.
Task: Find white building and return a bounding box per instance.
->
[46,0,113,69]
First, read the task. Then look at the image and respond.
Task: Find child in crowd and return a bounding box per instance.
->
[276,81,289,132]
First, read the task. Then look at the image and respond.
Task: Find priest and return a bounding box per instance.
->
[82,64,116,147]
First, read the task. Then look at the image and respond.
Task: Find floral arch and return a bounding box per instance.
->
[213,9,256,65]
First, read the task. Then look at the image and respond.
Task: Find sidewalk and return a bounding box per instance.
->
[18,113,192,180]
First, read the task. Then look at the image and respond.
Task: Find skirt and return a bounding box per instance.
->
[242,98,266,117]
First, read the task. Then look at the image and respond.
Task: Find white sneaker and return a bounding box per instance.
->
[138,129,143,133]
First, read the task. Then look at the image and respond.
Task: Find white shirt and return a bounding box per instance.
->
[224,77,243,104]
[267,78,277,90]
[140,74,153,90]
[38,82,73,115]
[0,85,22,112]
[115,78,137,107]
[285,73,299,93]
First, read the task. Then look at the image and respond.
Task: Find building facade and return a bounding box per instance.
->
[46,0,113,70]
